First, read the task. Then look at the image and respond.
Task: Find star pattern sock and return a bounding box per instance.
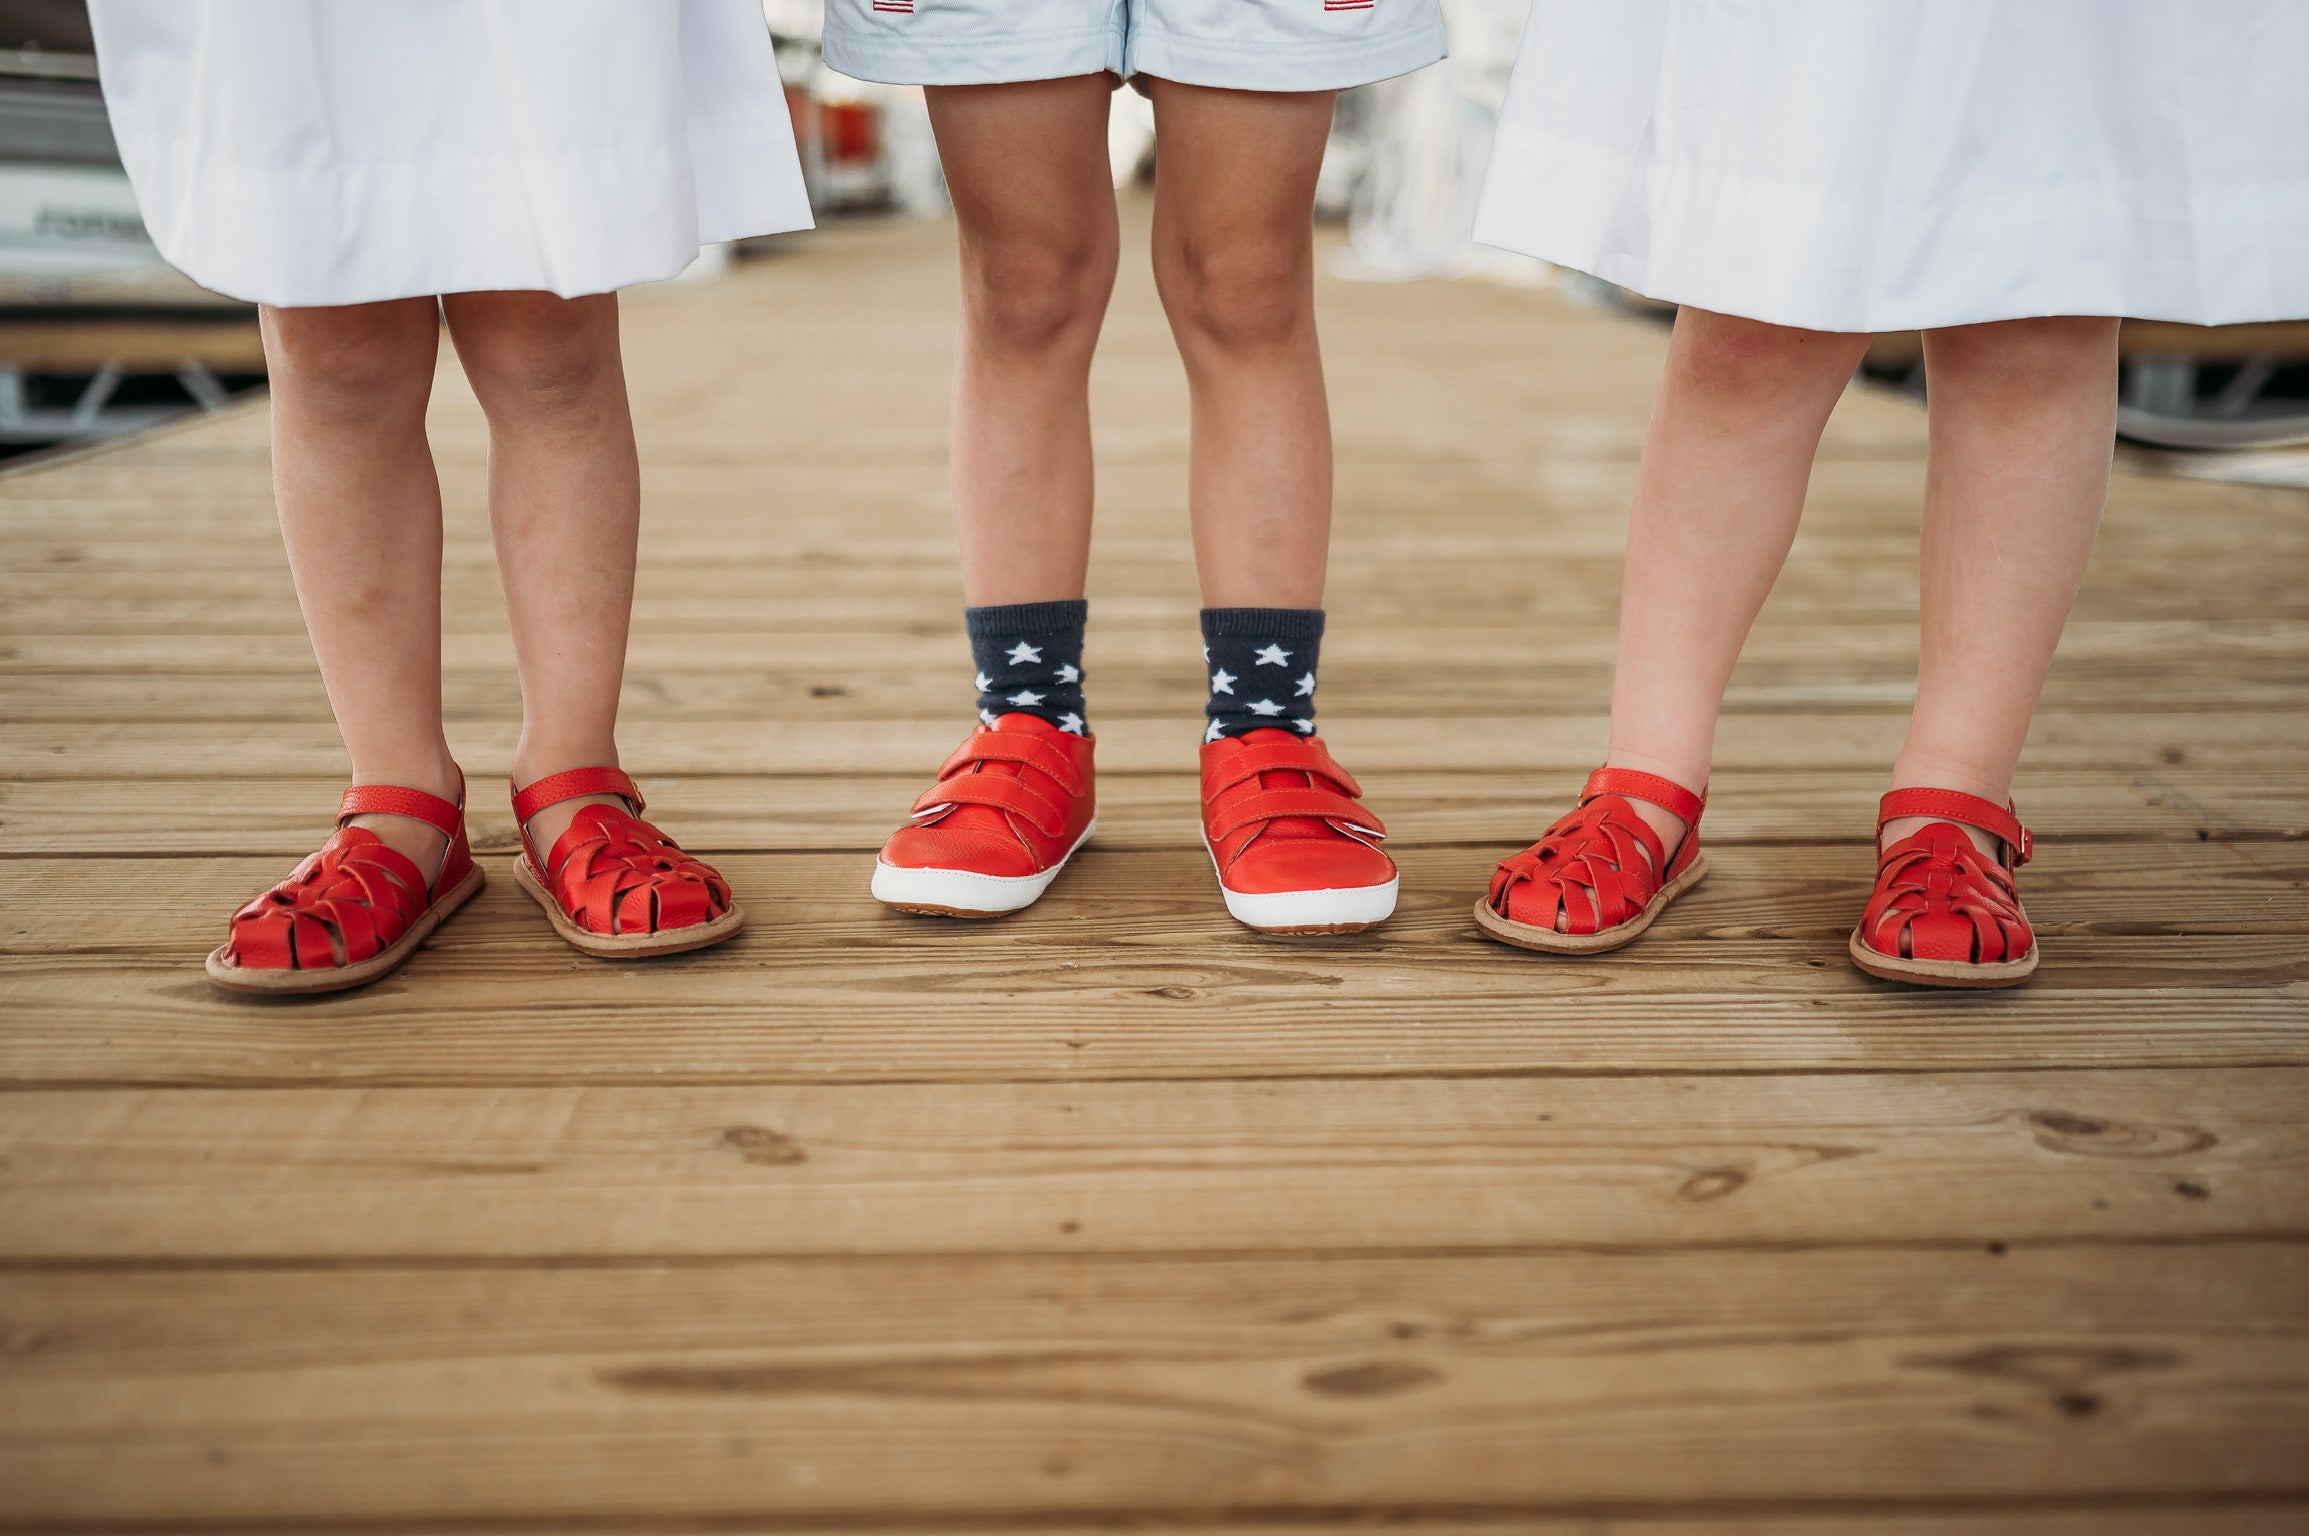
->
[1201,607,1323,742]
[965,599,1088,736]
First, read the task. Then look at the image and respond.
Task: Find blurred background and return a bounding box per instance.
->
[6,0,2305,470]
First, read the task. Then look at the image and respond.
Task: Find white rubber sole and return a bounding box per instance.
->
[872,818,1095,918]
[1204,836,1398,935]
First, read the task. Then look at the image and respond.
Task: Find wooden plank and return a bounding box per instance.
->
[0,851,2301,1087]
[9,618,2305,672]
[0,317,266,371]
[4,767,2301,856]
[1,1070,2298,1259]
[6,710,2303,782]
[1,1247,2302,1521]
[110,1517,2302,1536]
[9,641,2308,721]
[12,553,2307,630]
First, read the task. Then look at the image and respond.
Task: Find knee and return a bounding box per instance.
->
[1156,235,1310,353]
[261,302,434,417]
[960,234,1112,356]
[1670,309,1856,401]
[1926,315,2119,394]
[448,291,619,416]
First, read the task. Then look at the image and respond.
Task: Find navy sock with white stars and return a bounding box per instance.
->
[1201,607,1323,742]
[965,599,1088,736]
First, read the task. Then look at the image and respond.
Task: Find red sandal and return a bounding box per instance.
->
[1474,767,1707,954]
[206,777,485,994]
[1850,788,2037,989]
[511,767,744,959]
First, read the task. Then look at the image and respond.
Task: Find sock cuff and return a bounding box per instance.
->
[965,599,1088,639]
[1200,607,1326,642]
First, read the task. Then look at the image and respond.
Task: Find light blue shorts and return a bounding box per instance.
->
[824,0,1446,93]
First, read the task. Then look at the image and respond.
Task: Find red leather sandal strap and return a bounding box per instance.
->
[1201,739,1361,802]
[936,736,1085,797]
[1207,787,1384,845]
[1580,767,1704,828]
[513,766,642,825]
[337,782,462,839]
[1878,788,2030,865]
[914,774,1066,838]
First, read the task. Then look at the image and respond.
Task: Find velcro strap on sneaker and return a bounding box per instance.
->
[936,737,1086,797]
[912,774,1067,839]
[1878,787,2030,865]
[338,781,463,838]
[1580,767,1704,829]
[1201,739,1362,801]
[1205,786,1385,845]
[513,766,643,825]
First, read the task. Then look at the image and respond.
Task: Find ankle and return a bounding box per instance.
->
[512,739,620,793]
[1600,747,1705,852]
[1885,760,2014,858]
[349,745,462,804]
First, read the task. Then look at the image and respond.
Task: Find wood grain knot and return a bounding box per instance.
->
[1904,1343,2179,1389]
[1301,1360,1441,1398]
[2025,1109,2217,1160]
[1677,1167,1748,1202]
[719,1125,807,1165]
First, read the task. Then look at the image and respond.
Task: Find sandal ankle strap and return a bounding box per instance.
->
[513,766,642,825]
[338,778,464,840]
[1581,767,1704,829]
[1878,787,2030,865]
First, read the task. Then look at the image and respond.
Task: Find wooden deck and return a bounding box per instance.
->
[3,204,2306,1531]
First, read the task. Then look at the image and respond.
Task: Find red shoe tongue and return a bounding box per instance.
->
[1235,727,1332,842]
[936,714,1061,835]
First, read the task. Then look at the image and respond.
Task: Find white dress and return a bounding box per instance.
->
[88,0,813,307]
[1473,0,2309,332]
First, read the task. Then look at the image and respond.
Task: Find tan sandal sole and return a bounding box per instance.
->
[513,855,745,959]
[1472,853,1709,955]
[205,863,487,996]
[1848,929,2038,989]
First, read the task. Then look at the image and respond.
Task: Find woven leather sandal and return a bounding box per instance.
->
[206,777,485,994]
[1850,787,2038,988]
[511,767,744,958]
[1474,767,1707,954]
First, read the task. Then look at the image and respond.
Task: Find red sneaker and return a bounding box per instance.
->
[1200,729,1397,934]
[873,713,1096,917]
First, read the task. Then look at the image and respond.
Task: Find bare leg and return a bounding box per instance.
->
[1143,78,1337,608]
[923,76,1120,605]
[1885,316,2117,852]
[1604,309,1872,844]
[439,289,640,856]
[260,298,457,875]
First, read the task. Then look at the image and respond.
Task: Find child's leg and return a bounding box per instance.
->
[260,298,457,872]
[1605,309,1874,842]
[1884,316,2117,850]
[438,290,640,854]
[1142,79,1337,609]
[923,75,1121,606]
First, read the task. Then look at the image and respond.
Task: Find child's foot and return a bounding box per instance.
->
[206,777,486,994]
[511,767,744,958]
[1200,729,1396,935]
[1850,788,2037,988]
[1474,767,1706,954]
[873,713,1097,917]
